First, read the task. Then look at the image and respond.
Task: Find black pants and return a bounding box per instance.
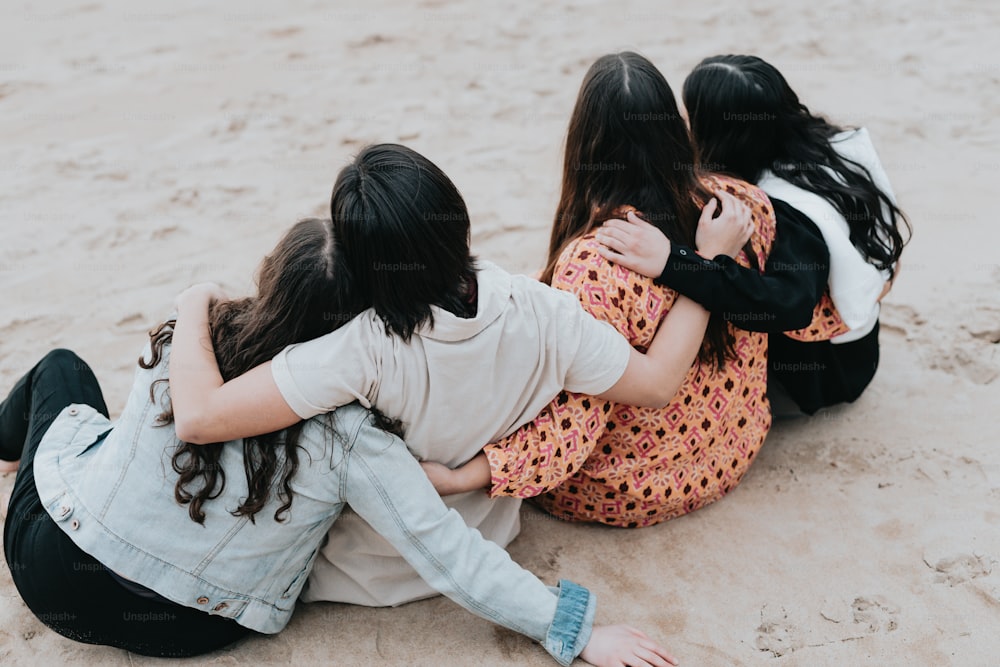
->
[768,321,880,415]
[1,349,253,657]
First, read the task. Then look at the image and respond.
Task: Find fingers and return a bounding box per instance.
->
[595,223,640,255]
[712,190,754,247]
[625,210,654,227]
[715,189,738,210]
[718,191,749,222]
[646,642,680,667]
[715,191,750,222]
[601,217,630,233]
[622,648,678,667]
[698,197,719,224]
[601,213,654,236]
[596,244,625,263]
[617,627,678,667]
[595,228,628,255]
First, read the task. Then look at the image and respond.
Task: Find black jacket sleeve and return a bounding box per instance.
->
[655,198,830,333]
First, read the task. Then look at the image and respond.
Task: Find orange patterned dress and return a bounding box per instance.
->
[483,176,777,527]
[784,291,849,341]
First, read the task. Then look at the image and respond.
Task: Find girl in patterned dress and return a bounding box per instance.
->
[423,52,777,528]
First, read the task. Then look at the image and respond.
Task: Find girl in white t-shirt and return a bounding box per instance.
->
[168,143,751,665]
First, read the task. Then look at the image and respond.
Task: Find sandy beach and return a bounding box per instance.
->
[2,0,999,664]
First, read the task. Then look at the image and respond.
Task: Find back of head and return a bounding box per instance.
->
[682,55,789,183]
[212,217,358,380]
[684,54,909,273]
[145,217,357,525]
[331,143,476,340]
[547,51,708,280]
[548,52,738,369]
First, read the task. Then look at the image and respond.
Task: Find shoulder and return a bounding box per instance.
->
[291,309,384,356]
[553,234,634,289]
[553,233,662,322]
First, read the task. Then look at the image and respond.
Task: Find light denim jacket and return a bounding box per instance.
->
[32,346,594,665]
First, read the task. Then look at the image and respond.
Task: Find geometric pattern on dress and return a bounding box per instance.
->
[784,289,851,342]
[485,176,776,527]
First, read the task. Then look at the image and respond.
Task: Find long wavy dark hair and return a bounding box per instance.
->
[682,54,910,276]
[543,51,738,369]
[139,218,359,524]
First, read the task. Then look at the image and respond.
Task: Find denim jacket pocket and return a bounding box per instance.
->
[74,427,112,457]
[277,561,312,609]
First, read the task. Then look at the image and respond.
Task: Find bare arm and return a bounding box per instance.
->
[586,194,752,408]
[170,284,300,444]
[421,386,610,499]
[421,453,491,496]
[597,294,710,409]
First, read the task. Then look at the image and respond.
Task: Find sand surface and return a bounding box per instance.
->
[2,0,999,665]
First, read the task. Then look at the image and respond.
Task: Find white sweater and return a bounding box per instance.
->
[758,128,896,343]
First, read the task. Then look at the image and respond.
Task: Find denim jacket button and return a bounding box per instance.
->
[58,505,72,518]
[213,602,228,612]
[196,596,209,605]
[69,519,80,530]
[67,407,79,416]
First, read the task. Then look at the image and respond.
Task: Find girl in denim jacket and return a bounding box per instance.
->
[1,218,675,666]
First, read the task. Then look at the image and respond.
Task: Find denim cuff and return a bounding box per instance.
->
[543,579,596,666]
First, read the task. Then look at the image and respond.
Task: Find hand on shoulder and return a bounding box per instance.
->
[174,282,228,312]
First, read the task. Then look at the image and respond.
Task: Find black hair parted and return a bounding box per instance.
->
[683,55,910,276]
[331,143,477,341]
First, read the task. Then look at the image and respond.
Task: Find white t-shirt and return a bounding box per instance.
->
[273,260,631,606]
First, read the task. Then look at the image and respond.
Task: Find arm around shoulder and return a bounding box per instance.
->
[597,296,709,409]
[170,286,301,444]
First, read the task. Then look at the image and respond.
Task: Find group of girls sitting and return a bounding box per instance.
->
[1,52,907,666]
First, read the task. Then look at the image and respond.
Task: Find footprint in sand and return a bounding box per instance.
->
[820,595,899,638]
[517,545,564,577]
[970,327,1000,345]
[880,303,926,338]
[850,596,899,633]
[755,607,801,657]
[925,552,994,586]
[169,188,200,207]
[967,305,1000,346]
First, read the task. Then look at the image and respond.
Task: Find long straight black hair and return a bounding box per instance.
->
[545,51,736,369]
[683,54,909,276]
[330,143,477,341]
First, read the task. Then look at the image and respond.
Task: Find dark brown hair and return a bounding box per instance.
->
[140,218,359,524]
[544,52,737,368]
